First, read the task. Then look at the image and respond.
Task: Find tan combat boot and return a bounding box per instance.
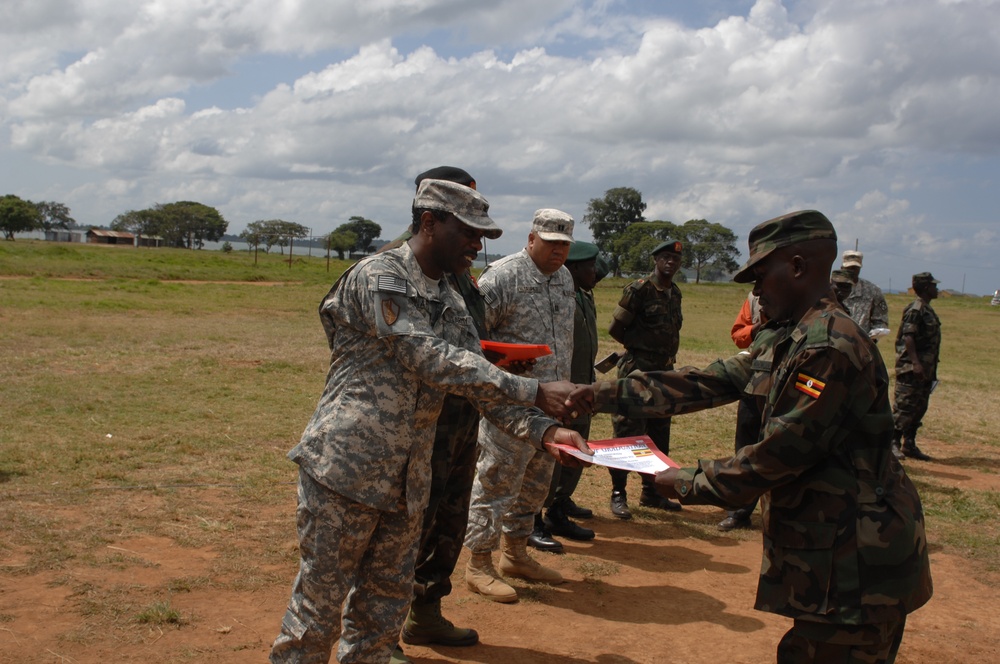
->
[499,534,564,584]
[465,550,518,603]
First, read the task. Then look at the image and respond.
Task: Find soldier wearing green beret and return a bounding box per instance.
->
[570,210,932,663]
[606,239,685,518]
[891,272,942,461]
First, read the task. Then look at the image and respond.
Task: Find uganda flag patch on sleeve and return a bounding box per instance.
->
[794,373,826,399]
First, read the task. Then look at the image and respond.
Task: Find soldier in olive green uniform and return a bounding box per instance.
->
[571,210,932,663]
[891,272,942,462]
[607,240,684,518]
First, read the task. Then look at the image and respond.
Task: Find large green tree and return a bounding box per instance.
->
[0,195,42,240]
[676,219,740,283]
[34,201,76,231]
[613,221,680,275]
[155,201,228,249]
[342,216,382,255]
[583,187,646,276]
[326,228,358,260]
[111,209,161,243]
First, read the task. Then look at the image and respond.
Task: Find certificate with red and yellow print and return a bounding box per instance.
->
[552,435,678,474]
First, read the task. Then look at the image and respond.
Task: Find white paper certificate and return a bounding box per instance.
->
[553,435,679,474]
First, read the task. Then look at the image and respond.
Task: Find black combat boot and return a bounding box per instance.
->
[545,501,595,541]
[527,512,564,552]
[902,436,931,461]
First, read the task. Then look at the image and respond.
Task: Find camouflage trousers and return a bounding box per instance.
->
[776,616,906,664]
[610,358,673,495]
[412,395,480,606]
[464,420,556,551]
[270,468,421,664]
[892,377,933,438]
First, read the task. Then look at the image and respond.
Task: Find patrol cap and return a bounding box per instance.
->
[831,269,854,284]
[652,240,682,256]
[842,250,863,268]
[414,166,476,190]
[413,179,502,240]
[733,210,837,283]
[912,272,940,288]
[566,241,599,263]
[531,209,575,243]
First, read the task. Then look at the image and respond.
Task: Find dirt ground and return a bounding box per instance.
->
[2,439,999,664]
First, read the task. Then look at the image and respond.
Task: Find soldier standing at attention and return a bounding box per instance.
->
[570,210,932,663]
[269,180,590,664]
[891,272,942,462]
[607,239,684,519]
[464,209,577,603]
[841,250,890,340]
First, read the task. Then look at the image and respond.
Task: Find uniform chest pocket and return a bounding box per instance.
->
[440,308,476,347]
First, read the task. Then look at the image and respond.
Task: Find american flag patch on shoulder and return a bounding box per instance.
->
[376,274,408,294]
[794,373,825,399]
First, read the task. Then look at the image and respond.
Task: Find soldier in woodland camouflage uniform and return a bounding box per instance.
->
[269,180,590,664]
[841,250,890,340]
[607,239,684,518]
[891,272,942,462]
[572,210,932,663]
[464,209,576,603]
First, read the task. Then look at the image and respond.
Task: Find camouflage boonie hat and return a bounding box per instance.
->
[912,272,940,288]
[566,241,599,263]
[842,250,863,268]
[531,209,575,243]
[413,179,502,240]
[733,210,837,283]
[831,269,854,284]
[652,239,682,256]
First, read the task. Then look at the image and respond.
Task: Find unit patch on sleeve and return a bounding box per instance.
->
[794,372,826,399]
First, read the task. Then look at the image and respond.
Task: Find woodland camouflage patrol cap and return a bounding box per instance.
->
[413,178,502,240]
[733,210,837,283]
[912,272,940,288]
[831,268,854,284]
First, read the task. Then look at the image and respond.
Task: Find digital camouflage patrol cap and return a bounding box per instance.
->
[733,210,837,283]
[842,250,863,269]
[912,272,940,288]
[531,209,575,243]
[413,179,502,240]
[652,240,682,256]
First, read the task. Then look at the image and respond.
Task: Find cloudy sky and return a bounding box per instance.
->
[2,0,998,294]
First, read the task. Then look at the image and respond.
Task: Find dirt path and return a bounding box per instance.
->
[2,443,998,664]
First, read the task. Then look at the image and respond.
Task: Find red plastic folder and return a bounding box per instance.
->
[480,340,552,366]
[552,435,679,473]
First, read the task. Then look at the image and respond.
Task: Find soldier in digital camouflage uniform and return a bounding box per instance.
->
[269,180,591,664]
[607,239,684,519]
[891,272,942,462]
[375,167,488,663]
[536,242,609,545]
[841,250,890,341]
[464,208,577,603]
[572,210,932,663]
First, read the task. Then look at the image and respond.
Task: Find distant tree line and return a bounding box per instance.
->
[112,201,228,249]
[0,194,77,240]
[583,186,740,283]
